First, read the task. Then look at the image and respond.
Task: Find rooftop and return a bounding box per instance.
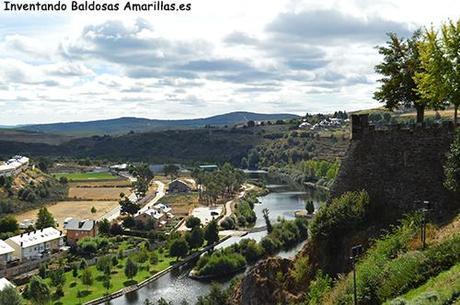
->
[64,219,96,231]
[0,240,14,256]
[7,227,62,248]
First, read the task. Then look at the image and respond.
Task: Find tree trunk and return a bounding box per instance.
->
[415,104,425,124]
[455,105,458,127]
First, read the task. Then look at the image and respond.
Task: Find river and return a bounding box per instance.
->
[110,185,326,305]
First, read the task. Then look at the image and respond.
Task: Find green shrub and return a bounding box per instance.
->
[196,252,246,276]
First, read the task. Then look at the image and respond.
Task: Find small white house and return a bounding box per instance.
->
[153,203,172,214]
[6,227,64,261]
[0,240,14,267]
[0,155,29,177]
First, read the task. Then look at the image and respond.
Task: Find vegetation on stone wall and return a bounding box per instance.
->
[444,129,460,192]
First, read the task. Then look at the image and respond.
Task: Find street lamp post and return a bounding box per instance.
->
[415,200,432,250]
[350,244,363,305]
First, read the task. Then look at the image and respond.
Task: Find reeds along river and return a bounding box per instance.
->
[110,185,327,305]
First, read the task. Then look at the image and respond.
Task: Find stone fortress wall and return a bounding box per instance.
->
[331,114,456,220]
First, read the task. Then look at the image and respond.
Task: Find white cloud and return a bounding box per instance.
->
[0,0,458,125]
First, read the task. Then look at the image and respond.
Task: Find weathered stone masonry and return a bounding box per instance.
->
[331,114,456,221]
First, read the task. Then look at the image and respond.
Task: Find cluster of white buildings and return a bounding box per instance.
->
[299,118,347,131]
[135,203,174,229]
[0,155,29,177]
[0,227,64,266]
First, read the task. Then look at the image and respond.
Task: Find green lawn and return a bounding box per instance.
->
[53,172,119,181]
[47,250,175,305]
[386,263,460,305]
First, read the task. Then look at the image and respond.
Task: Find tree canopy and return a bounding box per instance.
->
[35,207,55,229]
[374,30,427,123]
[416,21,460,125]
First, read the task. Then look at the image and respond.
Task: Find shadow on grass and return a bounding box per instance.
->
[77,290,92,298]
[53,302,63,305]
[123,280,138,287]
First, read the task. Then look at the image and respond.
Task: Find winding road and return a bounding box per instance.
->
[100,181,166,221]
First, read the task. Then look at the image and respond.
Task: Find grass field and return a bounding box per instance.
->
[15,200,118,227]
[68,187,131,201]
[50,250,175,305]
[53,172,119,181]
[386,263,460,305]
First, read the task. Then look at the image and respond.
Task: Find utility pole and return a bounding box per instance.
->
[350,244,363,305]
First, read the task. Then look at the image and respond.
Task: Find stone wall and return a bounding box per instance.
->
[332,115,456,221]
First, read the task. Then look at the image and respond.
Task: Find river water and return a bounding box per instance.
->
[110,186,326,305]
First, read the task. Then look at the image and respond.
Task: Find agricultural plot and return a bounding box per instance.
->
[161,193,199,216]
[53,172,120,181]
[15,200,118,227]
[68,187,130,201]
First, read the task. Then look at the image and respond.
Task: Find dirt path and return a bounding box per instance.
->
[218,183,255,225]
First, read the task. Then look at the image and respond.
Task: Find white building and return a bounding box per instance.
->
[0,278,15,291]
[0,155,29,177]
[153,203,172,214]
[0,240,14,267]
[6,228,64,261]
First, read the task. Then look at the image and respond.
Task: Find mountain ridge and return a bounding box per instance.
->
[17,111,299,136]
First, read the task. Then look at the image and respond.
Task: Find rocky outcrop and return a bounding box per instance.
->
[231,257,303,305]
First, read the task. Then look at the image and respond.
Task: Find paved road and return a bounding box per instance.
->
[100,181,165,221]
[138,181,166,214]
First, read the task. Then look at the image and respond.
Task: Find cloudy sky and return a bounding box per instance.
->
[0,0,458,125]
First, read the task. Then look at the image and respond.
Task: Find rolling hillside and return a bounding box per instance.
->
[16,112,299,136]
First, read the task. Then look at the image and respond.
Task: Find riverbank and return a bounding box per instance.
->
[190,216,309,280]
[84,235,231,305]
[108,188,318,305]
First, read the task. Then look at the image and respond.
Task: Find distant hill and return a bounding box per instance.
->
[0,128,75,145]
[18,112,299,136]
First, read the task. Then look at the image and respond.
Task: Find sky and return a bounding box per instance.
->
[0,0,459,125]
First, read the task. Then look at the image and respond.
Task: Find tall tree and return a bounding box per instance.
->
[262,208,272,233]
[416,21,460,125]
[28,276,51,305]
[186,227,204,250]
[415,28,450,119]
[81,268,93,290]
[0,216,19,234]
[119,195,140,216]
[169,238,189,261]
[35,207,56,229]
[374,30,428,123]
[124,258,138,280]
[204,220,219,245]
[130,163,154,198]
[441,20,460,125]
